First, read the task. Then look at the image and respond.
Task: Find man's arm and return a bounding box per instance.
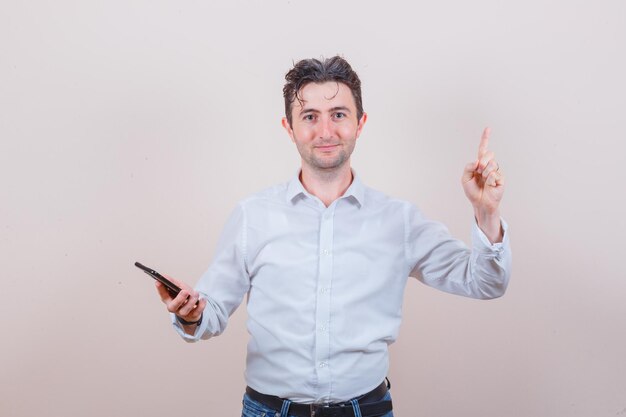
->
[406,206,511,299]
[156,203,250,341]
[407,128,510,298]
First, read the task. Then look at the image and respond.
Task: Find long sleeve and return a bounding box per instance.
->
[406,205,511,299]
[171,203,250,341]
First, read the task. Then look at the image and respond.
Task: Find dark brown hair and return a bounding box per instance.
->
[283,56,363,126]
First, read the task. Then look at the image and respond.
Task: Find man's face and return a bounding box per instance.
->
[282,82,367,173]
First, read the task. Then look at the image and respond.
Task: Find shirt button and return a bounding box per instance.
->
[320,287,329,293]
[320,325,327,332]
[322,249,330,256]
[319,362,327,368]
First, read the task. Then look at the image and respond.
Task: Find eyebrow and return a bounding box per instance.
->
[298,106,353,116]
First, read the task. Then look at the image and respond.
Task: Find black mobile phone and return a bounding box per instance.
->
[135,261,182,297]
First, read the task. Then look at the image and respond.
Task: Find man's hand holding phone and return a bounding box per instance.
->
[155,276,207,329]
[135,261,207,334]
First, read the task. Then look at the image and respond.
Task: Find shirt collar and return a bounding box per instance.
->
[286,169,365,208]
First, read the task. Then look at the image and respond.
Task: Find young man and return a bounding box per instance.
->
[156,56,511,417]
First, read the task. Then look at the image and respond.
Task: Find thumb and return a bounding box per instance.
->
[155,281,174,303]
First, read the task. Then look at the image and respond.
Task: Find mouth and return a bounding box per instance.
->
[314,144,339,151]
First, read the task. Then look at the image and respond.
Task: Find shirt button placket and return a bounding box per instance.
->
[315,207,334,399]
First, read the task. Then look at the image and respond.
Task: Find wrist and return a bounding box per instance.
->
[474,209,503,244]
[473,205,499,222]
[177,312,203,326]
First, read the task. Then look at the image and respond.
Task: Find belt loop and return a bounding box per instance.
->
[350,399,363,417]
[279,399,292,417]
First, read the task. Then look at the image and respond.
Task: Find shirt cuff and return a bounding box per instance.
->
[472,217,509,254]
[170,311,206,342]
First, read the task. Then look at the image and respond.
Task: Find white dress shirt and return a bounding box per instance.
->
[172,173,511,403]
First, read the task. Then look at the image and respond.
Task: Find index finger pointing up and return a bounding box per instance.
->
[478,127,491,159]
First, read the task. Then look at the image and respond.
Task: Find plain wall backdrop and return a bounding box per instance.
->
[1,1,625,416]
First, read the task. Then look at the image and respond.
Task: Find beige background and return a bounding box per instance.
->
[1,1,625,416]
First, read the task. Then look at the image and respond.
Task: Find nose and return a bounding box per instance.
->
[318,116,334,140]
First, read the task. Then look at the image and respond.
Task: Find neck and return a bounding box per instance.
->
[300,163,353,207]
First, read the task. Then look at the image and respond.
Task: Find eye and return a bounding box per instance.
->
[303,114,315,121]
[334,112,346,119]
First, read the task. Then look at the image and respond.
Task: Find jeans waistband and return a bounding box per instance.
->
[245,380,392,417]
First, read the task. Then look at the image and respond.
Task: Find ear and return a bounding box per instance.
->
[281,117,295,143]
[355,112,368,140]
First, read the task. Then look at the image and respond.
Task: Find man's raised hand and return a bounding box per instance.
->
[461,127,505,242]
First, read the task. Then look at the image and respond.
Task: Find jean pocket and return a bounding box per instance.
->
[242,394,275,417]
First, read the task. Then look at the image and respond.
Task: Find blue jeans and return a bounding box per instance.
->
[241,390,394,417]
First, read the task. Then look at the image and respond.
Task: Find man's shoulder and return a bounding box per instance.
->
[237,181,291,208]
[361,182,415,211]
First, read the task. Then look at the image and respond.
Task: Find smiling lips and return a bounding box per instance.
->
[315,144,339,151]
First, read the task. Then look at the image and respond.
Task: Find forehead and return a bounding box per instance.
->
[295,81,356,111]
